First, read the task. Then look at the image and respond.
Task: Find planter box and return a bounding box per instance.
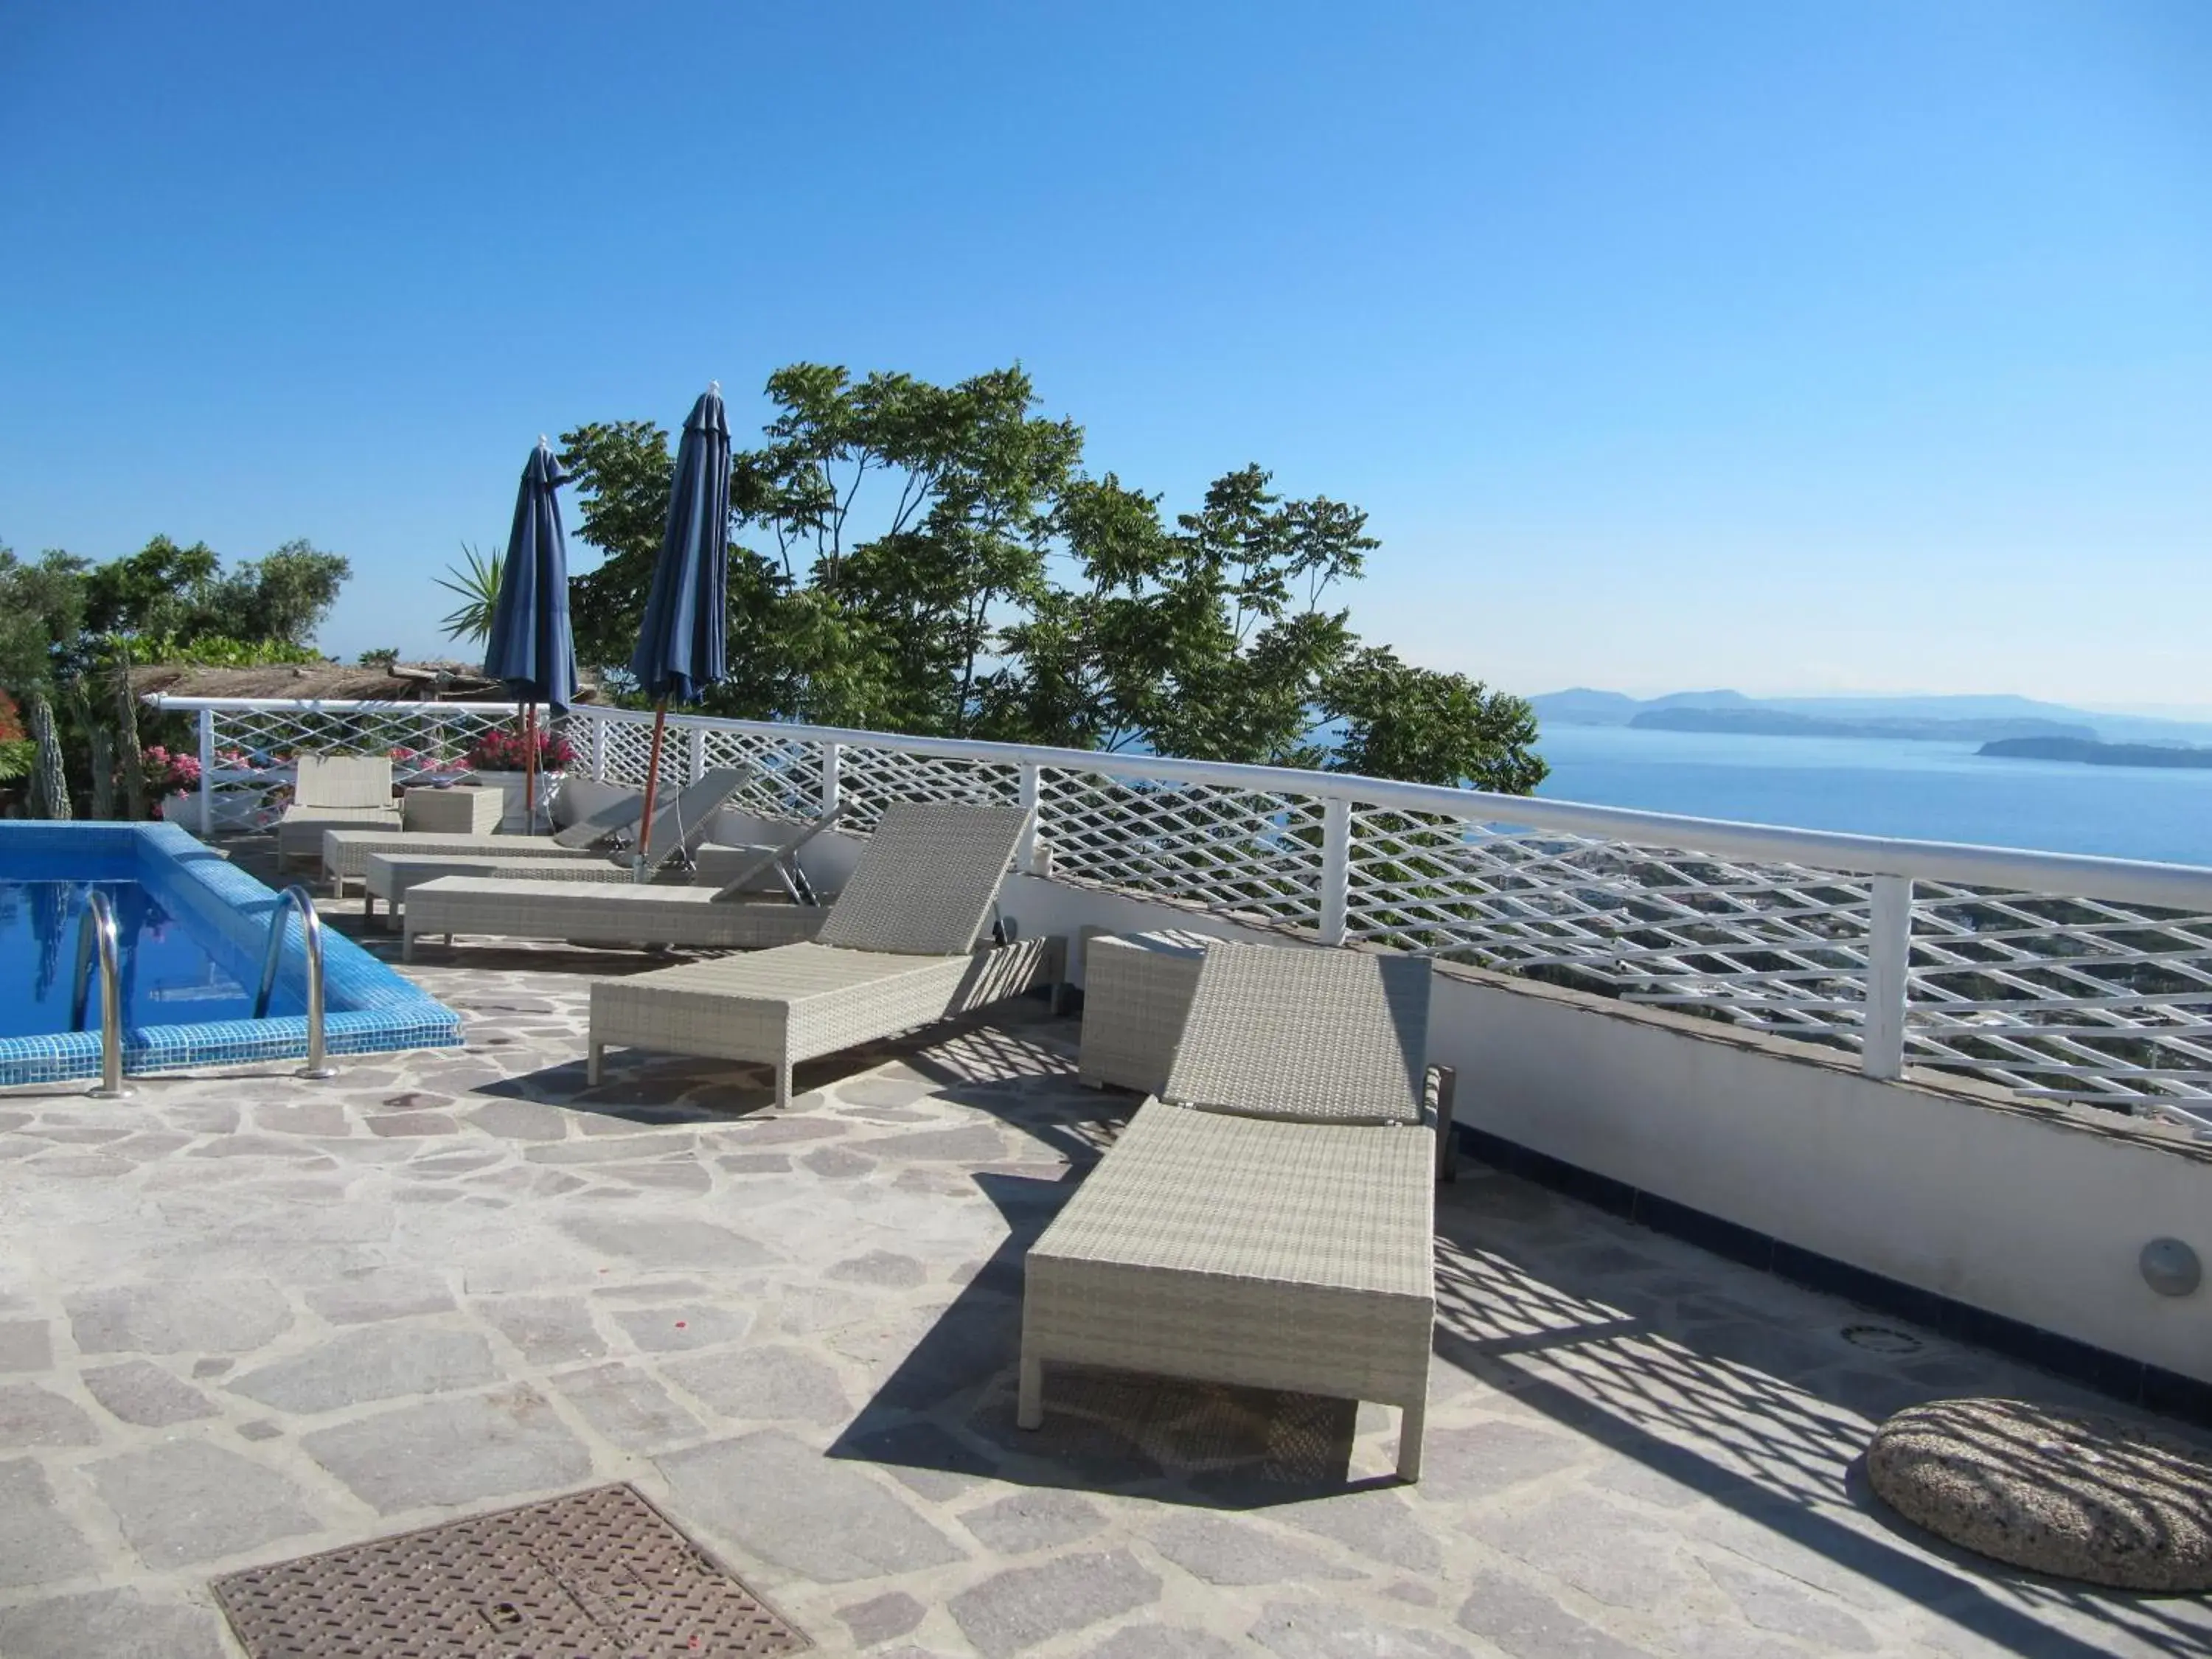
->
[472,771,564,835]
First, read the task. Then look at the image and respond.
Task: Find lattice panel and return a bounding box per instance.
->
[836,743,1020,833]
[1904,883,2212,1124]
[173,698,2212,1121]
[1344,804,1882,1053]
[700,726,831,821]
[206,704,521,827]
[1040,766,1328,932]
[585,714,686,795]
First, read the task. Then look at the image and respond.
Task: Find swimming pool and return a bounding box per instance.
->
[0,821,461,1086]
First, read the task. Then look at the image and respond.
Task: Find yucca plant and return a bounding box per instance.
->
[436,542,504,643]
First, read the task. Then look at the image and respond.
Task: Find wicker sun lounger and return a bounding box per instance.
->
[275,756,400,864]
[586,801,1063,1105]
[397,805,849,950]
[369,807,844,922]
[1020,942,1444,1481]
[318,780,650,896]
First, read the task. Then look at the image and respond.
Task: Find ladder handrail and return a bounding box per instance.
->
[69,889,129,1098]
[256,884,334,1077]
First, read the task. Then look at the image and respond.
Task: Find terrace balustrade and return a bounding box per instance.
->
[153,695,2212,1130]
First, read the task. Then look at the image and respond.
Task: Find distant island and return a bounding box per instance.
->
[1530,688,2212,751]
[1630,707,2093,744]
[1979,737,2212,771]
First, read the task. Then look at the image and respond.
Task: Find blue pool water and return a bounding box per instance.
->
[0,821,461,1086]
[0,866,301,1040]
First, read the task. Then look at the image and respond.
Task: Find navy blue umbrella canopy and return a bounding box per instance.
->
[630,385,731,860]
[629,386,731,704]
[484,439,578,712]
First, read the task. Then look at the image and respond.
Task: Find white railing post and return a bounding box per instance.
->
[588,713,609,782]
[688,726,708,785]
[821,742,842,815]
[195,708,215,834]
[1017,763,1042,874]
[1863,874,1912,1080]
[1319,795,1352,947]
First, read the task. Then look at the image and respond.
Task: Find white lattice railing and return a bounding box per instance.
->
[150,698,2212,1130]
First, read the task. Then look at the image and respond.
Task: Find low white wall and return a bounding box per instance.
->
[995,873,2212,1385]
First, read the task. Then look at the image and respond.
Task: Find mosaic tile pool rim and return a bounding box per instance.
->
[0,821,463,1087]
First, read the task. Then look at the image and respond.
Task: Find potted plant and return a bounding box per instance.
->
[145,745,206,829]
[462,726,574,832]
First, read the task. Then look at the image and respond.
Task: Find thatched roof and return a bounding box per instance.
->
[131,661,604,704]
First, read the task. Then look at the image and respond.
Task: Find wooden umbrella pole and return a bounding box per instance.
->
[636,702,669,864]
[520,702,537,833]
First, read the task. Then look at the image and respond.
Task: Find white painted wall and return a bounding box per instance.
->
[992,872,2212,1385]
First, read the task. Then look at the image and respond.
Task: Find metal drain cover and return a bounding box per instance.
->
[1841,1323,1924,1355]
[211,1483,810,1658]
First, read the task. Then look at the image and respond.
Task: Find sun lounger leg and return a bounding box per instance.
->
[363,894,376,924]
[400,931,415,963]
[773,1057,792,1110]
[1395,1397,1425,1483]
[588,1043,604,1086]
[1018,1354,1043,1429]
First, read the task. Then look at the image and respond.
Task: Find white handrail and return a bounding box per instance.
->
[147,693,2212,907]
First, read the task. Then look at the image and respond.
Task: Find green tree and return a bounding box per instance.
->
[557,364,1547,796]
[1324,646,1547,792]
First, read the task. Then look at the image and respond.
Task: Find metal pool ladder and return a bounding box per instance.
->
[69,891,132,1099]
[256,885,338,1080]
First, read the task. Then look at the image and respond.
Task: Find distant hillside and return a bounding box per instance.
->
[1980,737,2212,771]
[1529,688,2212,747]
[1631,708,2094,743]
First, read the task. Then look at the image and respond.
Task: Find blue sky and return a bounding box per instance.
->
[2,1,2206,708]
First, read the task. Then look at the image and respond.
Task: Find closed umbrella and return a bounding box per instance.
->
[482,438,577,831]
[628,384,730,862]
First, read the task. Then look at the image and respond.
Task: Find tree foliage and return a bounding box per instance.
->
[0,534,349,813]
[559,364,1543,792]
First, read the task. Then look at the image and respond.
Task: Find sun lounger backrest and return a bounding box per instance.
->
[1163,942,1430,1126]
[709,802,848,902]
[549,783,644,849]
[294,754,393,810]
[635,766,751,870]
[813,801,1029,956]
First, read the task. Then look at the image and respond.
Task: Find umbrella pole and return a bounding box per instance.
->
[521,702,537,833]
[636,701,670,865]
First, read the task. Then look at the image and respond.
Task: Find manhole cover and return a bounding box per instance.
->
[211,1483,810,1658]
[1841,1324,1924,1354]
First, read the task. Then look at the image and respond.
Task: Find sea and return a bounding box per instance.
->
[1528,725,2212,869]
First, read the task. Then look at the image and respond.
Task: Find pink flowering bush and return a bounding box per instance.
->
[463,727,575,772]
[389,745,469,776]
[142,746,202,796]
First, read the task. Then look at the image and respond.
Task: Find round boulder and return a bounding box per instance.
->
[1867,1398,2212,1592]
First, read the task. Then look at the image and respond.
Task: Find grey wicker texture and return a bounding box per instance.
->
[813,801,1030,956]
[293,754,394,808]
[1162,941,1430,1126]
[401,786,503,834]
[320,830,591,894]
[1077,929,1214,1093]
[589,935,1060,1105]
[710,804,846,901]
[402,878,831,958]
[549,782,644,847]
[276,804,403,864]
[1023,937,1441,1479]
[1022,1100,1435,1478]
[637,767,751,865]
[363,844,793,920]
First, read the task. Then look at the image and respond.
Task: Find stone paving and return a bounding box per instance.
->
[0,925,2208,1658]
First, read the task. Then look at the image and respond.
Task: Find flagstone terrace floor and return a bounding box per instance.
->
[0,919,2207,1658]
